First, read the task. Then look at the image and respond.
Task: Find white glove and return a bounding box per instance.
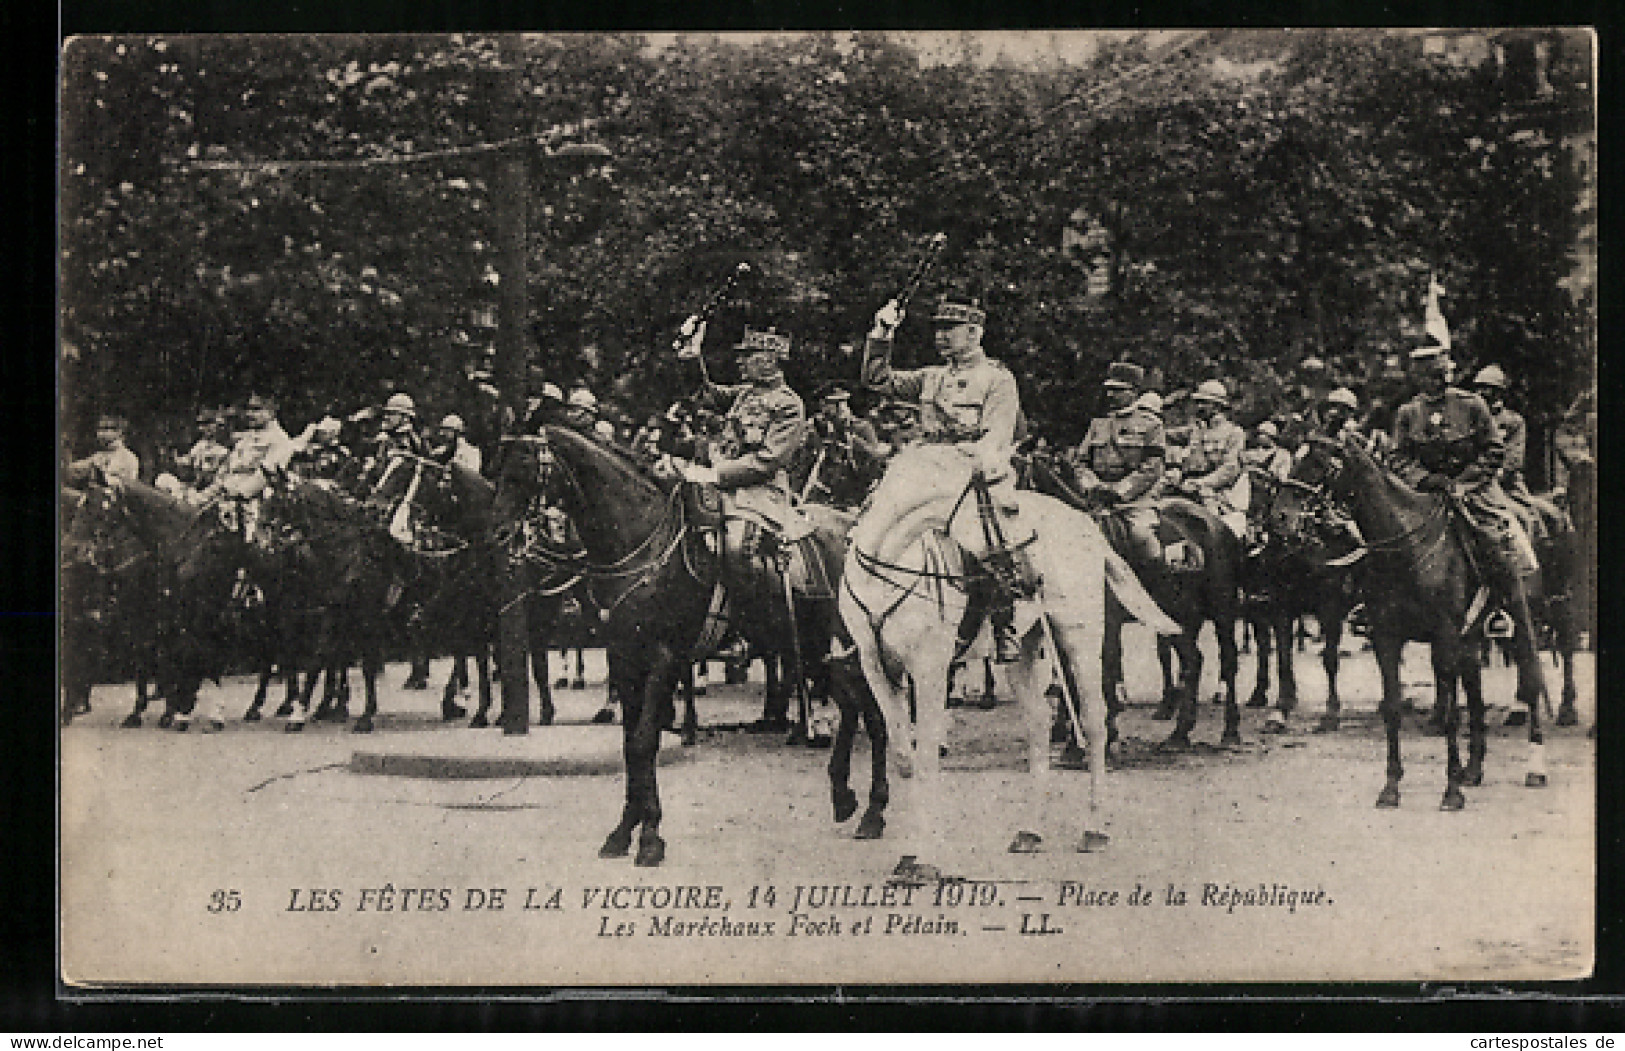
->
[676,319,708,360]
[870,299,903,340]
[680,462,719,486]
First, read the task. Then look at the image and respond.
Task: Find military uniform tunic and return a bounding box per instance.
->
[67,445,141,487]
[1392,387,1503,490]
[176,438,230,489]
[1491,405,1527,480]
[862,335,1020,474]
[1069,406,1166,502]
[214,422,295,499]
[699,379,807,489]
[1174,418,1245,492]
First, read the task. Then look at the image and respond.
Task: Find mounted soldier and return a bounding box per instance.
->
[666,324,810,541]
[288,416,353,486]
[201,394,294,542]
[1166,379,1249,538]
[356,392,424,492]
[860,295,1032,663]
[1242,420,1292,483]
[1470,364,1562,549]
[799,385,889,508]
[1065,361,1166,565]
[429,414,483,475]
[174,408,231,495]
[67,414,142,489]
[1391,345,1536,638]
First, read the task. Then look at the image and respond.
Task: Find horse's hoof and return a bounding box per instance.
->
[1055,746,1086,771]
[1440,787,1466,811]
[1375,785,1400,809]
[599,831,631,859]
[284,721,305,733]
[173,720,190,733]
[634,837,666,868]
[1422,717,1448,737]
[1525,772,1548,788]
[591,707,616,725]
[502,723,528,737]
[1260,714,1287,735]
[403,676,428,691]
[1245,693,1269,709]
[539,708,555,727]
[351,717,374,734]
[1077,830,1110,853]
[1462,768,1484,788]
[854,814,885,840]
[1152,705,1176,722]
[785,725,807,747]
[553,677,569,689]
[1007,831,1044,854]
[571,679,586,691]
[157,713,174,729]
[273,702,294,718]
[442,703,467,722]
[832,787,859,824]
[1504,709,1528,728]
[121,714,142,729]
[1221,730,1243,748]
[1160,734,1192,753]
[1556,704,1579,728]
[206,718,226,733]
[469,713,489,729]
[1313,715,1341,734]
[242,708,261,723]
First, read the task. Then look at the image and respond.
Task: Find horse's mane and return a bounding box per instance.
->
[541,425,669,499]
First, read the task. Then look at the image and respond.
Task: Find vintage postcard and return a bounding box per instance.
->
[59,29,1596,988]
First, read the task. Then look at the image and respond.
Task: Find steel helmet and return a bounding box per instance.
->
[568,388,598,410]
[384,393,416,415]
[1134,391,1163,415]
[593,419,617,440]
[439,414,465,432]
[1256,420,1279,438]
[1191,379,1229,405]
[540,382,564,403]
[1323,387,1359,411]
[1473,364,1508,390]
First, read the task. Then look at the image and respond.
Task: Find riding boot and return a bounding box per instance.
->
[991,601,1023,664]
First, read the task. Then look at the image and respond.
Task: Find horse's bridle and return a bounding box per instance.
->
[1290,438,1452,561]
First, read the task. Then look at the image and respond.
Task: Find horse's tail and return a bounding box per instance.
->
[1103,545,1182,636]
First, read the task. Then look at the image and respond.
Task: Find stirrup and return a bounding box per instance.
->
[1484,609,1515,640]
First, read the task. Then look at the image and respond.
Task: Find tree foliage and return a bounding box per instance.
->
[61,29,1593,455]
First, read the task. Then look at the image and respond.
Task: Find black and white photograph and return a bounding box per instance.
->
[57,29,1597,987]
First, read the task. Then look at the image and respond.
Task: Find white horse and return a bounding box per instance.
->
[839,446,1180,881]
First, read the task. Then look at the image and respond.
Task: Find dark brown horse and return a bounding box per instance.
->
[1280,436,1552,809]
[497,425,847,866]
[366,451,503,726]
[1243,467,1360,732]
[1026,452,1243,750]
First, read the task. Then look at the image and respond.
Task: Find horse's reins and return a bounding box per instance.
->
[842,473,989,630]
[1304,447,1453,565]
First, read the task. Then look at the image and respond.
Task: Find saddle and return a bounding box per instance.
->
[1094,503,1206,574]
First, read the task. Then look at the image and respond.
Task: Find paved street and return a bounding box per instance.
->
[61,626,1595,986]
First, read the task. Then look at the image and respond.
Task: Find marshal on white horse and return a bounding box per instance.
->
[839,444,1180,881]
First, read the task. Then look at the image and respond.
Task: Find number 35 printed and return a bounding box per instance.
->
[207,889,242,913]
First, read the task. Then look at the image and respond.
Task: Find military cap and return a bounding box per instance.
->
[439,414,466,432]
[1103,361,1145,390]
[1256,420,1279,438]
[540,382,564,403]
[245,393,276,411]
[734,327,792,358]
[1192,379,1230,405]
[1322,387,1358,410]
[383,393,416,415]
[1134,391,1163,416]
[567,387,598,410]
[932,299,986,327]
[1472,364,1508,389]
